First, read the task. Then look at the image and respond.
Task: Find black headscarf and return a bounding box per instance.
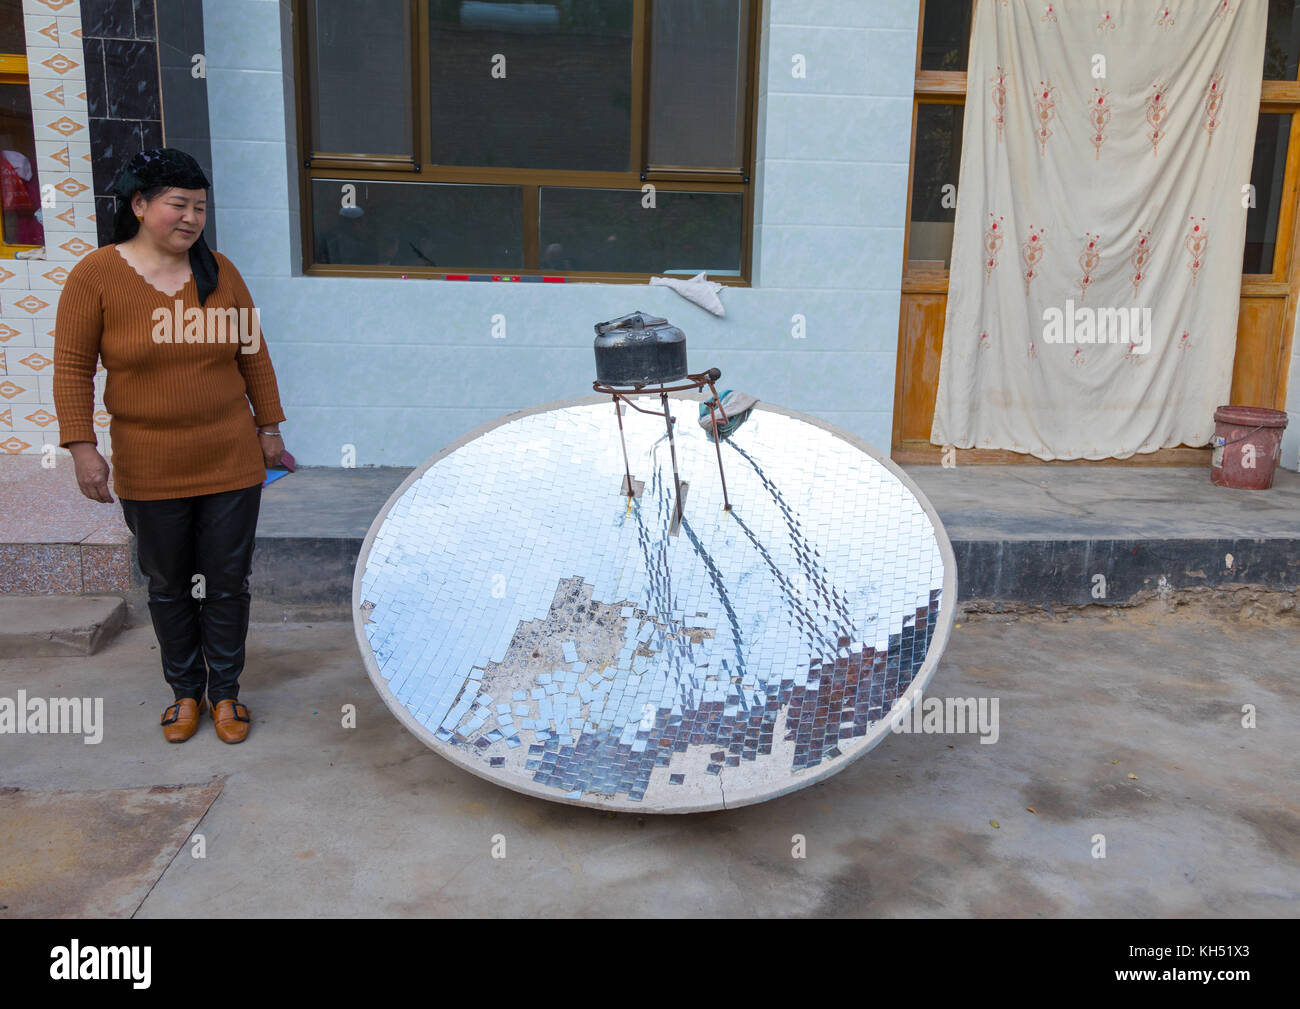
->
[110,147,219,305]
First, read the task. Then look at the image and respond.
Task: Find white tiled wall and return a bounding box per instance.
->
[202,0,920,466]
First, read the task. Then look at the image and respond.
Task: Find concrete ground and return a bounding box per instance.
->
[0,606,1295,917]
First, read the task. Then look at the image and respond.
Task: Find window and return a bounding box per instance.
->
[295,0,757,282]
[1245,0,1300,276]
[0,1,44,258]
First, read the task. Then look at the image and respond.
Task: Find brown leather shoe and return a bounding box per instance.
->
[161,697,206,742]
[211,699,251,743]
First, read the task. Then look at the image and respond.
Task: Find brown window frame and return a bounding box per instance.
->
[0,52,43,258]
[293,0,761,285]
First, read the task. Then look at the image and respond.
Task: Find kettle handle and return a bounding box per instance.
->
[595,310,664,335]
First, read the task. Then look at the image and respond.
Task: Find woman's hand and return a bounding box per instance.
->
[258,428,284,469]
[68,443,113,503]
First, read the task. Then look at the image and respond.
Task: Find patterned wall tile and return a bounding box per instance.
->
[2,291,56,318]
[39,200,81,236]
[30,82,67,111]
[26,46,84,81]
[50,175,90,200]
[35,138,76,179]
[63,81,89,113]
[23,406,57,429]
[46,234,97,263]
[62,138,91,164]
[0,377,39,403]
[38,112,87,149]
[28,263,71,289]
[42,199,90,232]
[12,351,55,379]
[36,79,66,106]
[7,2,156,448]
[0,260,31,286]
[24,15,61,46]
[24,1,81,16]
[0,434,36,454]
[0,320,35,348]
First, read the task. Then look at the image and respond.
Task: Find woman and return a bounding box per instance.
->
[53,148,286,744]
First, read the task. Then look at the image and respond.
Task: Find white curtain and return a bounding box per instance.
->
[931,0,1268,459]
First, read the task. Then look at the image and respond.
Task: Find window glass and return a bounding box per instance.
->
[311,179,523,269]
[428,0,634,170]
[908,102,962,270]
[308,0,413,157]
[919,0,972,73]
[539,187,742,274]
[648,0,748,170]
[0,84,43,249]
[1265,0,1300,81]
[0,0,23,54]
[1244,113,1291,274]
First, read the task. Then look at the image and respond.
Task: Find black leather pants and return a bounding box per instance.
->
[119,483,262,704]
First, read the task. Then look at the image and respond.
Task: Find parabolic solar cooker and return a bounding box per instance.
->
[354,312,956,812]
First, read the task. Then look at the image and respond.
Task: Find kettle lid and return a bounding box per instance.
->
[594,310,670,336]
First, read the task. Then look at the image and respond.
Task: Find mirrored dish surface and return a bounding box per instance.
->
[354,398,955,812]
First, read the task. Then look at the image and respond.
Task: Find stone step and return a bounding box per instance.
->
[0,595,128,657]
[249,464,1300,617]
[5,460,1299,625]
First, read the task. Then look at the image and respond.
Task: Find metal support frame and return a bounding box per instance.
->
[594,369,734,519]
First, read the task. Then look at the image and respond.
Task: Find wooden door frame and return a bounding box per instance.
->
[890,0,1298,465]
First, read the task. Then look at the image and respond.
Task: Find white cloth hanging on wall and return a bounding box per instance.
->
[931,0,1267,459]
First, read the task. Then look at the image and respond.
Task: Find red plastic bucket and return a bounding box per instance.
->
[1210,405,1288,490]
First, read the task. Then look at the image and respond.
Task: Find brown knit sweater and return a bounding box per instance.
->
[54,245,286,501]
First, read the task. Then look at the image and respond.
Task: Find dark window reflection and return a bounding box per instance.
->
[0,0,24,54]
[428,0,633,170]
[1265,0,1300,81]
[540,187,742,274]
[908,102,962,270]
[648,0,748,169]
[308,0,413,157]
[919,0,972,73]
[311,179,522,269]
[1244,113,1290,275]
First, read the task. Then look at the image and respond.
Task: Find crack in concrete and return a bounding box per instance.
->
[1006,471,1090,518]
[130,776,227,918]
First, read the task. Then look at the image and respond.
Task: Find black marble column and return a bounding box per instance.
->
[156,0,216,250]
[82,0,215,250]
[82,0,160,247]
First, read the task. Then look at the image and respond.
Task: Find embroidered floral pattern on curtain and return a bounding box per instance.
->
[931,0,1268,460]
